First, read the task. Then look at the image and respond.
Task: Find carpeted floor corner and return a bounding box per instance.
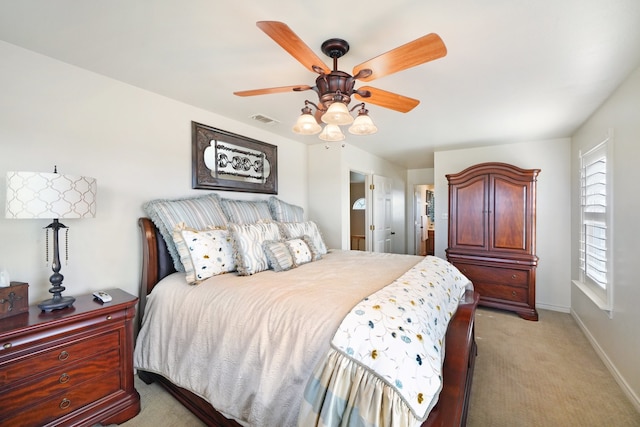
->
[467,307,640,427]
[117,307,640,426]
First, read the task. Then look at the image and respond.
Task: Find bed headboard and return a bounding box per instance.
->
[138,217,177,326]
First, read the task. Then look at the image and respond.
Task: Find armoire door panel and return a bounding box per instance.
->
[451,176,487,249]
[491,176,528,251]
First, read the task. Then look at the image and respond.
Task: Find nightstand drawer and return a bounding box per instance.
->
[0,329,119,386]
[1,369,121,427]
[1,348,119,412]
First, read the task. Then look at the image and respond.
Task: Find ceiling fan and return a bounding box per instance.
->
[234,21,447,139]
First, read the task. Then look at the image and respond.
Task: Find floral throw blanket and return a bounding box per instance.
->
[299,256,472,427]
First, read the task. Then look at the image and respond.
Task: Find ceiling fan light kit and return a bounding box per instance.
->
[292,104,322,135]
[318,124,345,142]
[235,21,447,142]
[321,99,354,125]
[349,106,378,135]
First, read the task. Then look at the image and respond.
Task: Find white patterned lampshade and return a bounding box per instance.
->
[5,171,97,219]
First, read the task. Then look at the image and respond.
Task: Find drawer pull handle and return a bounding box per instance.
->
[106,315,112,320]
[2,342,11,350]
[59,398,71,410]
[512,291,517,296]
[58,351,70,361]
[59,373,70,384]
[511,274,517,279]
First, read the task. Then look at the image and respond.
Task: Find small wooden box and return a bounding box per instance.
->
[0,281,29,319]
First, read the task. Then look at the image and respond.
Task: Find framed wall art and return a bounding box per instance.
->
[191,121,278,194]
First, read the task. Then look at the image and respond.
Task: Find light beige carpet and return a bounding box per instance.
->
[468,307,640,427]
[118,307,640,426]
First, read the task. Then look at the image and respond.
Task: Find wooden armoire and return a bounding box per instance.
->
[446,162,540,321]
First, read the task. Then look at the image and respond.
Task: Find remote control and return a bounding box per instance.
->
[93,291,112,303]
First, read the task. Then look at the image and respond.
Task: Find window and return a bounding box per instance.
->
[352,197,366,210]
[574,130,613,316]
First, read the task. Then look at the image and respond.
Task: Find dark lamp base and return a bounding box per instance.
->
[38,295,75,312]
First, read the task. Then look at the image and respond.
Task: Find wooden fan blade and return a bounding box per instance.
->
[256,21,330,74]
[354,86,420,113]
[234,85,312,97]
[353,33,446,82]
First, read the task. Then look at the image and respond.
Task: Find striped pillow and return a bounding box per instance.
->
[221,199,273,224]
[279,221,328,255]
[263,240,295,272]
[229,222,281,275]
[268,196,304,222]
[143,193,228,272]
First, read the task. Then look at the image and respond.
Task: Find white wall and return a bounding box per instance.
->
[308,143,407,253]
[434,139,572,312]
[0,41,308,302]
[571,65,640,409]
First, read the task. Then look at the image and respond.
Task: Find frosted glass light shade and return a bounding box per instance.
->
[318,124,345,142]
[5,171,97,219]
[321,102,354,125]
[292,113,321,135]
[349,113,378,135]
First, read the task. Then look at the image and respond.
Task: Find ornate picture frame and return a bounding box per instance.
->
[191,121,278,194]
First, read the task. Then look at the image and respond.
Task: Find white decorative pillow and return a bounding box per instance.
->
[229,222,282,275]
[173,223,236,284]
[268,196,304,222]
[279,221,328,255]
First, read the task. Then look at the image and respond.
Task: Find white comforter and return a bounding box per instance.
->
[134,250,424,426]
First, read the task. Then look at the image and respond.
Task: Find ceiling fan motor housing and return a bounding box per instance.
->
[316,71,355,110]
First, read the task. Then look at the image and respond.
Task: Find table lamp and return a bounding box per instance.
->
[5,168,97,311]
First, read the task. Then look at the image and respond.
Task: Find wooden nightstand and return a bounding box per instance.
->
[0,289,141,426]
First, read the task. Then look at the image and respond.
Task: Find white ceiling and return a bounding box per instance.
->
[1,1,639,169]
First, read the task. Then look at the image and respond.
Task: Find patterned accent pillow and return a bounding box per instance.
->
[143,193,228,272]
[220,199,273,224]
[268,196,304,222]
[279,221,328,255]
[300,235,323,261]
[229,222,282,275]
[172,223,236,284]
[285,238,313,265]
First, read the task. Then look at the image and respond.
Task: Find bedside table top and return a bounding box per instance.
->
[0,288,138,337]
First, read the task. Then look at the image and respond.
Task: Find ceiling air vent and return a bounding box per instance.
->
[250,114,279,125]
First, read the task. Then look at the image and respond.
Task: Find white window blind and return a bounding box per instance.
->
[575,131,613,314]
[581,154,607,289]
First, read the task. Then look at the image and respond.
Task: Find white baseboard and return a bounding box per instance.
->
[536,302,570,313]
[571,309,640,413]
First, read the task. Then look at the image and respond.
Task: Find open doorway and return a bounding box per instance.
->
[350,171,367,251]
[414,184,435,256]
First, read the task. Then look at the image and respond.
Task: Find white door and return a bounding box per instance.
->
[371,174,393,253]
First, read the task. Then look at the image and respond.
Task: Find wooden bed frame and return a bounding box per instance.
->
[136,217,480,427]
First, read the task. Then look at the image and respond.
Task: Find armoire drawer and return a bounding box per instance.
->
[455,263,530,288]
[474,282,528,304]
